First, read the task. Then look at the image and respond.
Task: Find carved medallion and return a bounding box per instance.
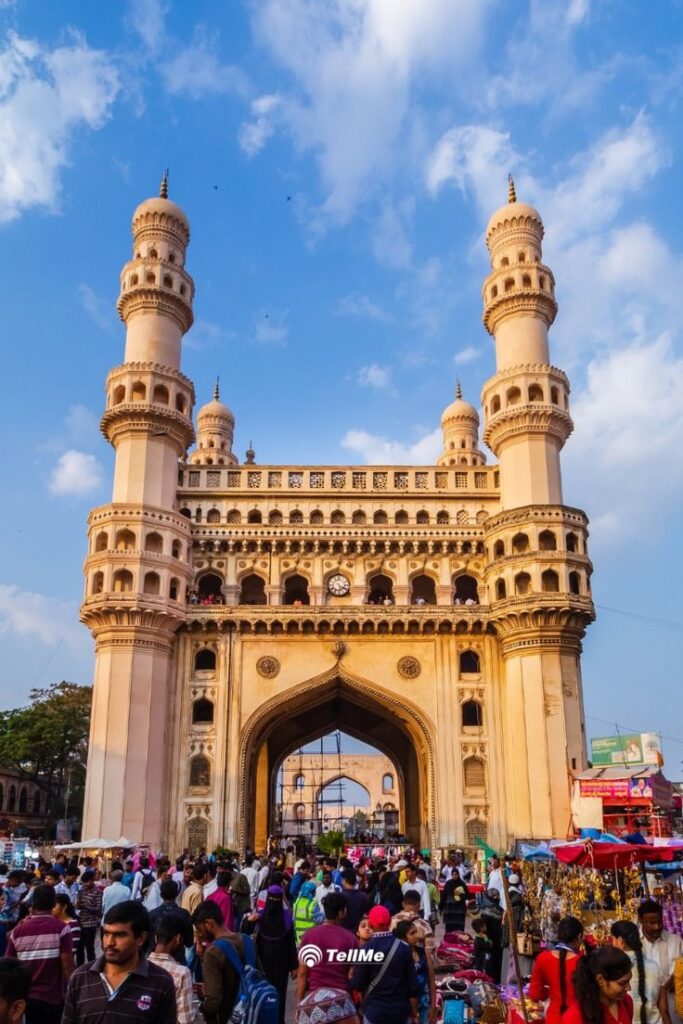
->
[256,656,280,679]
[397,656,421,678]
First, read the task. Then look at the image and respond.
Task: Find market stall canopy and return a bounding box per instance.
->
[553,838,683,868]
[54,837,122,850]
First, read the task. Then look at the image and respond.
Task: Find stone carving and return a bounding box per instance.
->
[398,656,421,678]
[256,656,280,679]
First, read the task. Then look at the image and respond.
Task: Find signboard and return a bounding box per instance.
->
[591,733,662,767]
[579,778,629,800]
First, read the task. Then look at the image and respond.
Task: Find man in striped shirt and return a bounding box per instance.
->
[148,916,195,1024]
[5,883,74,1024]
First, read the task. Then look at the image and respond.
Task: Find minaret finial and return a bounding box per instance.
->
[159,169,169,199]
[214,376,220,401]
[456,379,462,400]
[507,173,516,204]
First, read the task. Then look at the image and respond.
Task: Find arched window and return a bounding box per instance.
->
[522,273,532,288]
[289,510,303,524]
[500,256,509,267]
[539,274,546,291]
[195,508,202,522]
[95,531,108,552]
[416,510,429,524]
[310,510,324,525]
[172,540,182,559]
[113,569,134,593]
[463,756,486,791]
[247,510,262,524]
[18,787,27,813]
[550,386,559,404]
[189,755,211,788]
[144,532,163,553]
[367,574,394,604]
[514,572,531,595]
[528,384,543,402]
[32,791,40,814]
[542,569,560,592]
[331,510,345,525]
[283,574,310,605]
[491,395,501,414]
[294,803,306,820]
[113,384,126,405]
[454,575,478,604]
[373,510,388,525]
[131,381,146,402]
[153,384,169,405]
[461,700,483,728]
[187,816,208,855]
[493,539,505,557]
[239,574,266,604]
[566,532,579,553]
[8,785,16,812]
[506,386,521,405]
[436,510,449,525]
[92,571,104,595]
[504,277,515,293]
[180,508,192,519]
[569,571,581,595]
[511,532,529,554]
[518,251,526,263]
[143,572,160,595]
[495,578,507,600]
[383,802,396,811]
[269,510,283,525]
[352,510,367,526]
[395,511,409,525]
[205,509,220,524]
[175,393,186,413]
[197,573,223,601]
[163,274,173,288]
[410,575,436,605]
[149,247,158,259]
[194,648,216,672]
[294,774,305,790]
[460,650,480,673]
[115,529,136,551]
[227,509,241,524]
[382,773,394,793]
[169,578,179,601]
[539,530,557,551]
[466,819,488,846]
[192,698,214,724]
[456,509,468,525]
[490,285,498,299]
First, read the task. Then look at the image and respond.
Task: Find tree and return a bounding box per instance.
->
[0,682,92,828]
[316,829,345,858]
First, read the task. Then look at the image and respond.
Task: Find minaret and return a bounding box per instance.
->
[189,379,237,465]
[481,176,572,509]
[481,179,594,840]
[437,381,486,467]
[80,175,196,845]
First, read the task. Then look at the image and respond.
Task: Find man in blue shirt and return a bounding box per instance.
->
[350,905,419,1024]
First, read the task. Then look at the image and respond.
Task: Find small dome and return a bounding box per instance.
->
[133,196,189,234]
[486,200,543,246]
[441,382,479,426]
[197,381,234,424]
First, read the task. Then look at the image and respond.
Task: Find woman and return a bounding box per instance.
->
[611,921,667,1024]
[529,916,583,1024]
[357,915,373,946]
[53,893,81,954]
[480,888,504,983]
[378,871,403,915]
[562,946,633,1024]
[395,918,436,1024]
[501,874,534,983]
[439,873,469,933]
[243,884,299,1024]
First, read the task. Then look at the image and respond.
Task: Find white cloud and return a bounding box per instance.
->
[426,124,516,213]
[239,94,282,156]
[65,405,99,445]
[185,319,237,352]
[342,427,441,464]
[336,293,393,322]
[0,584,75,646]
[254,312,289,345]
[49,450,104,497]
[126,0,169,52]
[566,0,591,26]
[453,346,480,365]
[160,26,248,99]
[0,31,119,223]
[358,364,391,389]
[78,283,114,332]
[250,0,492,222]
[371,200,413,269]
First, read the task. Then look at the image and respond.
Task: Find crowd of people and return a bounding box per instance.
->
[0,847,681,1024]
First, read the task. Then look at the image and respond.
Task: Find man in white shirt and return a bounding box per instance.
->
[639,899,683,1024]
[241,854,259,908]
[401,864,430,920]
[486,857,505,903]
[315,869,341,910]
[102,870,132,915]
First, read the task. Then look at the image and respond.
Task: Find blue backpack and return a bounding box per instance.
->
[214,934,280,1024]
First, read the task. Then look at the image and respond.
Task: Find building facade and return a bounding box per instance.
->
[80,177,595,856]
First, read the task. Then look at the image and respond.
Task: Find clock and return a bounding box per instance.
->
[328,574,350,597]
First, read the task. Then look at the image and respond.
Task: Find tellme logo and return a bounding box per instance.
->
[298,943,385,966]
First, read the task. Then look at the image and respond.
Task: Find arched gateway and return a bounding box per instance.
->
[238,669,436,852]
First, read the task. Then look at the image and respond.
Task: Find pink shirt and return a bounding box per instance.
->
[300,923,359,992]
[207,888,235,931]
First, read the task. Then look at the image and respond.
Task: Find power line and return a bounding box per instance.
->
[586,714,683,749]
[595,603,683,633]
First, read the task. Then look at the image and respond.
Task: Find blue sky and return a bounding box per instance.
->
[1,0,682,775]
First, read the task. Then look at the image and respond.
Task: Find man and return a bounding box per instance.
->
[207,870,235,930]
[293,881,324,943]
[350,905,419,1024]
[391,889,435,953]
[5,883,74,1024]
[181,864,207,917]
[296,892,358,1002]
[173,862,194,900]
[340,868,369,933]
[401,863,430,920]
[240,854,259,909]
[149,880,194,964]
[0,958,30,1024]
[121,860,135,891]
[148,917,194,1024]
[289,862,309,903]
[314,869,340,911]
[487,857,505,902]
[192,901,248,1024]
[229,869,252,930]
[0,874,26,930]
[639,899,683,1022]
[63,900,176,1023]
[102,869,132,916]
[55,868,80,903]
[131,857,156,902]
[75,870,103,965]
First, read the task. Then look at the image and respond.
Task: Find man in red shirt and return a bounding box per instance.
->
[296,891,359,1000]
[5,883,74,1024]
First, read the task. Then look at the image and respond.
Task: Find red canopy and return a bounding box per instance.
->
[554,841,683,869]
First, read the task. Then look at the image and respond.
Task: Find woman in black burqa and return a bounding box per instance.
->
[242,884,299,1024]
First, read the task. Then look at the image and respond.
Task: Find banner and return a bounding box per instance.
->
[591,733,662,767]
[579,778,629,799]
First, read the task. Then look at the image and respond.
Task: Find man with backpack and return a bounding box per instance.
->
[193,901,279,1024]
[131,858,156,902]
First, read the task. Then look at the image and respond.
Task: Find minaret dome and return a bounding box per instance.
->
[190,379,237,465]
[437,381,485,467]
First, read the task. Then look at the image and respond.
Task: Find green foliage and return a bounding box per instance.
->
[0,681,92,823]
[316,829,345,856]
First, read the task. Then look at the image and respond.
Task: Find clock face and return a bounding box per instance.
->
[328,574,350,596]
